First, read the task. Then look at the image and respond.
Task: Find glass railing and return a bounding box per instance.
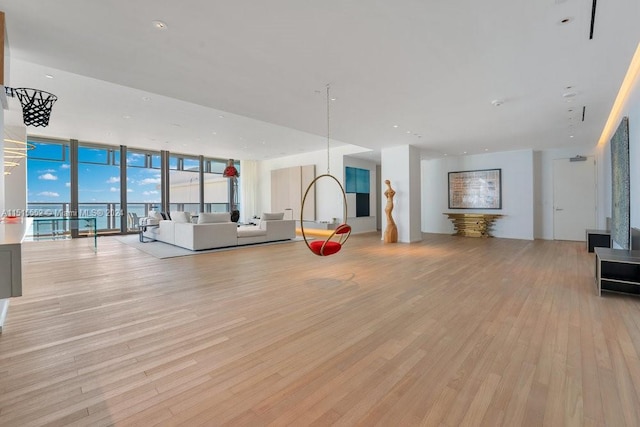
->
[25,203,94,239]
[24,202,238,236]
[168,203,235,215]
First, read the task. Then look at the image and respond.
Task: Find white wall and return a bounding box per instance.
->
[422,149,534,240]
[3,125,29,214]
[534,145,597,239]
[258,144,373,225]
[344,155,377,232]
[0,108,4,213]
[629,89,640,230]
[381,145,422,243]
[596,54,640,231]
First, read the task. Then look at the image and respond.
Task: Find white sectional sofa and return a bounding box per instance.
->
[140,211,295,251]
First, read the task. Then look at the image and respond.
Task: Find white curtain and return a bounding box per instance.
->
[240,160,259,223]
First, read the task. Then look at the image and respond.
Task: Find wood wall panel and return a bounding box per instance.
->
[270,165,315,221]
[301,165,315,221]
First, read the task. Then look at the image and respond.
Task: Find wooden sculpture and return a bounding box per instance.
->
[384,179,398,243]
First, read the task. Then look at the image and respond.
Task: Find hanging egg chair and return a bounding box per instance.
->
[300,173,352,256]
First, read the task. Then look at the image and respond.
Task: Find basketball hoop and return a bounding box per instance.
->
[8,87,58,127]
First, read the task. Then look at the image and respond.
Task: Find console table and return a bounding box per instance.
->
[595,247,640,296]
[443,213,503,238]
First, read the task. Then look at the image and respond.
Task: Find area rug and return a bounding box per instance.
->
[114,234,306,259]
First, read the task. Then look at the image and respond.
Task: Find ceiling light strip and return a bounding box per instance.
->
[597,42,640,147]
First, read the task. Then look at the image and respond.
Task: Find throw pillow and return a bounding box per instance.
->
[198,212,231,224]
[149,211,163,221]
[171,211,191,223]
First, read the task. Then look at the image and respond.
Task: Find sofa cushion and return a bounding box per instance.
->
[237,226,267,238]
[198,212,230,224]
[171,211,191,223]
[261,212,284,221]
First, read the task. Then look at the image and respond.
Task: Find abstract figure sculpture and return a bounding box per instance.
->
[384,179,398,243]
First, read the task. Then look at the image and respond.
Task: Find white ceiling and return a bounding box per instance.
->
[1,0,639,162]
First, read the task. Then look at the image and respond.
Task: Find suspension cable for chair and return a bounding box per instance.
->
[326,84,330,174]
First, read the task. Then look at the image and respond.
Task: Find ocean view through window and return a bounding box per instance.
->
[26,139,240,237]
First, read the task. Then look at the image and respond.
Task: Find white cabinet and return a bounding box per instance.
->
[0,218,31,333]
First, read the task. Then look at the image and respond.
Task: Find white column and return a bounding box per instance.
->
[0,108,5,213]
[381,145,422,243]
[3,125,27,214]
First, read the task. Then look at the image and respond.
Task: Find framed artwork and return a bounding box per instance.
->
[448,169,502,209]
[345,166,370,217]
[611,116,630,249]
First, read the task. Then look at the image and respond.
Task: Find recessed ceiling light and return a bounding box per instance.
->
[218,115,224,119]
[463,151,467,154]
[562,91,577,98]
[558,17,573,25]
[123,115,131,119]
[570,135,575,138]
[330,98,337,101]
[406,131,411,134]
[393,125,399,128]
[485,148,489,151]
[45,74,54,79]
[491,99,504,107]
[152,20,168,30]
[444,154,448,156]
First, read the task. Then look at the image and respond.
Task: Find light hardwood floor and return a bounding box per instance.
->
[1,233,639,426]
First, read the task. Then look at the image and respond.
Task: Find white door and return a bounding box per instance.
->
[553,157,596,241]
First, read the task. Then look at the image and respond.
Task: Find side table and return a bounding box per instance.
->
[138,224,159,242]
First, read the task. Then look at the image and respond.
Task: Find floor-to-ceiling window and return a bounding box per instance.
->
[125,149,161,231]
[77,143,121,233]
[203,158,232,213]
[169,154,200,214]
[26,139,71,237]
[26,139,243,235]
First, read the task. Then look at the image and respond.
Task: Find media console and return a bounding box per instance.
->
[595,247,640,296]
[585,229,611,253]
